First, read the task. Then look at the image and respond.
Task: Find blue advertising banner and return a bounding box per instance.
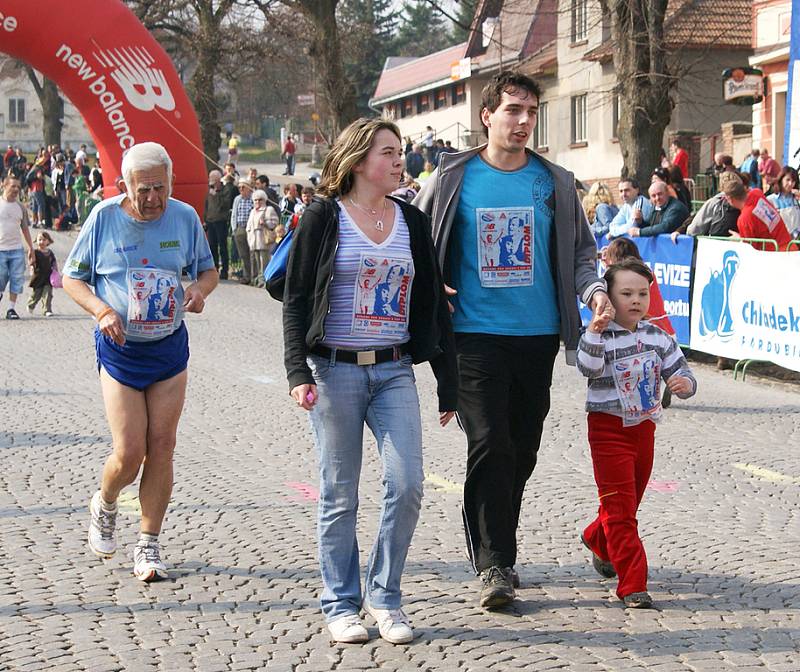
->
[783,0,800,165]
[580,234,694,345]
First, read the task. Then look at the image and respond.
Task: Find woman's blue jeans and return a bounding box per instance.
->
[307,352,423,622]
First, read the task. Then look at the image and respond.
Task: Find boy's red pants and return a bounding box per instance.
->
[582,412,655,599]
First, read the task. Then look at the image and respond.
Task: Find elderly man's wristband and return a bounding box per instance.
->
[95,306,115,322]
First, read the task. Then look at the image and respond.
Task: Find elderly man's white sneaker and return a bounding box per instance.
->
[327,614,369,643]
[364,604,414,644]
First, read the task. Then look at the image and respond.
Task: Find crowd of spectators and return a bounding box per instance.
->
[580,138,799,252]
[2,143,104,230]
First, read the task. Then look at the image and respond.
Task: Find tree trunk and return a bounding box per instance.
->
[24,66,63,148]
[299,0,358,138]
[41,79,64,147]
[606,0,674,188]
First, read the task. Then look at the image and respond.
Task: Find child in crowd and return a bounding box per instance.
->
[577,258,696,609]
[28,230,58,316]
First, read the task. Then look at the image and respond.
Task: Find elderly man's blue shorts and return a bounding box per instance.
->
[95,322,189,391]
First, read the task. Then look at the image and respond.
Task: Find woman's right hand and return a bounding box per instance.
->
[290,384,318,410]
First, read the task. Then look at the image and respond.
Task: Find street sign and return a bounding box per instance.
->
[297,94,315,106]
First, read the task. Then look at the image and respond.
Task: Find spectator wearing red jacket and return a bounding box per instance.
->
[671,139,689,180]
[722,180,792,251]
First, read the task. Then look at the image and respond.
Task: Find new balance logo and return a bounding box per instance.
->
[93,46,176,112]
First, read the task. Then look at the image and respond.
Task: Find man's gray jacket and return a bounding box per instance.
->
[412,145,604,365]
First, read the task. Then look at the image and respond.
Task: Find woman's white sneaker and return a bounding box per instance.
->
[365,604,413,644]
[327,614,369,643]
[88,491,118,558]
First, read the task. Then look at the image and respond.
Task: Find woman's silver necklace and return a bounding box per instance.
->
[348,196,387,231]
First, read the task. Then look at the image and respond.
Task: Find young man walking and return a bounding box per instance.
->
[414,70,610,609]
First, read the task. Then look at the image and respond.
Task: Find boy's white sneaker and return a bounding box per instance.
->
[327,614,369,643]
[88,491,117,558]
[133,539,168,582]
[364,604,413,644]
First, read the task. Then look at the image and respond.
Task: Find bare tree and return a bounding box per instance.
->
[24,69,64,148]
[255,0,358,137]
[602,0,674,187]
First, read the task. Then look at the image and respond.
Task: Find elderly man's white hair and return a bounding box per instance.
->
[121,142,173,196]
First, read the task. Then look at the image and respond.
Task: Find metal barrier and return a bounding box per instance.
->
[788,239,800,251]
[699,236,779,251]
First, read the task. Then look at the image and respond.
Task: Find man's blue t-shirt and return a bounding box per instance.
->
[447,154,560,335]
[65,195,215,342]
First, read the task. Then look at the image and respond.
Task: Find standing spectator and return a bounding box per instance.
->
[768,166,800,236]
[295,186,315,217]
[75,144,88,164]
[279,183,300,219]
[432,139,446,167]
[651,167,679,201]
[282,134,296,176]
[628,182,689,238]
[405,145,424,179]
[25,165,47,228]
[740,149,761,189]
[724,179,792,251]
[255,174,280,211]
[227,134,240,166]
[404,136,413,156]
[282,117,456,644]
[670,139,689,179]
[608,178,654,238]
[681,171,742,239]
[27,230,57,316]
[417,161,434,185]
[230,178,254,284]
[668,165,692,211]
[204,170,230,280]
[413,70,609,609]
[758,149,781,194]
[0,175,35,319]
[246,189,277,285]
[3,145,14,172]
[582,182,619,237]
[422,125,435,164]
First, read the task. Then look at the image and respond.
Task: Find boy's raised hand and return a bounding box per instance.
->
[589,303,614,334]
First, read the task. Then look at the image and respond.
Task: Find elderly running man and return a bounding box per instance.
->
[63,142,218,581]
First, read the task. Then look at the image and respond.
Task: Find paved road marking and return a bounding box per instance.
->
[285,481,319,501]
[118,491,141,517]
[732,462,800,485]
[647,480,680,493]
[425,472,464,494]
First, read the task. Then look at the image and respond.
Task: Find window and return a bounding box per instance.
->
[434,88,448,110]
[612,94,620,139]
[417,93,431,114]
[534,101,548,149]
[571,94,587,144]
[452,82,466,105]
[0,114,4,133]
[401,98,413,118]
[571,0,588,43]
[384,104,396,120]
[8,98,25,125]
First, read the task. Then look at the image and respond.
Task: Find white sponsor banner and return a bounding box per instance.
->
[690,238,800,371]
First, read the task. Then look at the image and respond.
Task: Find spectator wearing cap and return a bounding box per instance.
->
[230,178,254,284]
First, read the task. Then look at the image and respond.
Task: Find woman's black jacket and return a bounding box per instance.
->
[282,195,458,412]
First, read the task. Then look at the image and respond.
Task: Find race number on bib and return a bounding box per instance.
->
[475,207,534,287]
[126,268,179,339]
[612,350,662,426]
[351,254,414,338]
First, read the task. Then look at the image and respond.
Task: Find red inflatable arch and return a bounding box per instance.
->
[0,0,207,215]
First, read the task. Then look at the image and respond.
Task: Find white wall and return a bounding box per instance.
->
[0,69,94,152]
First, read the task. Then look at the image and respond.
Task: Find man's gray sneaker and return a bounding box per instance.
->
[479,566,515,609]
[88,491,118,558]
[133,539,168,582]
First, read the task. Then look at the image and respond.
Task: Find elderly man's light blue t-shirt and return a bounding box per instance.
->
[65,195,214,342]
[447,154,560,335]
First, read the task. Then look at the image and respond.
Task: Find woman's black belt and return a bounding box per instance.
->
[310,343,410,366]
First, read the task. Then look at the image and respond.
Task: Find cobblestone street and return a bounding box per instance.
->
[1,230,798,671]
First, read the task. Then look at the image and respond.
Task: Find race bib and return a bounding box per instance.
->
[475,207,534,287]
[126,268,179,339]
[611,350,662,426]
[351,254,414,338]
[752,198,781,232]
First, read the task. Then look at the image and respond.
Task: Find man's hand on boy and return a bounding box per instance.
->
[666,375,693,396]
